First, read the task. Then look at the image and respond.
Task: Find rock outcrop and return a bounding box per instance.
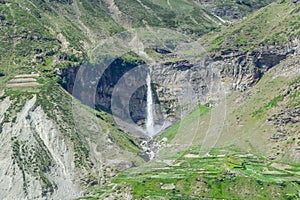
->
[196,0,276,20]
[56,38,300,136]
[0,92,141,200]
[212,38,300,90]
[0,96,80,199]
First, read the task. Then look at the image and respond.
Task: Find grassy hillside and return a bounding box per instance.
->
[156,57,300,162]
[198,0,277,20]
[0,0,276,82]
[75,2,300,198]
[114,0,220,34]
[0,0,122,81]
[79,147,300,199]
[1,0,297,199]
[79,55,300,200]
[200,0,300,52]
[0,0,222,77]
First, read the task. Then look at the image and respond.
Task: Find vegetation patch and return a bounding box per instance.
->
[82,147,300,199]
[157,105,210,142]
[252,95,284,119]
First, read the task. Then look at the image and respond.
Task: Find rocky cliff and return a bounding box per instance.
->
[196,0,276,20]
[0,0,299,199]
[56,37,299,137]
[0,85,142,199]
[0,96,80,199]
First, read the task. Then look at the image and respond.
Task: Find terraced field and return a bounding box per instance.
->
[6,73,42,88]
[80,147,300,199]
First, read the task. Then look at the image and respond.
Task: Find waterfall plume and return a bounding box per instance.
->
[146,68,154,137]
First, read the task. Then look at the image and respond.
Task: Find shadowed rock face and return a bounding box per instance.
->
[48,0,73,4]
[95,59,143,114]
[56,38,300,135]
[1,0,298,199]
[213,39,300,90]
[291,0,300,4]
[195,0,276,20]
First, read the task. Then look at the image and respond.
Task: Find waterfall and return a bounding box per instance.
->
[146,69,154,137]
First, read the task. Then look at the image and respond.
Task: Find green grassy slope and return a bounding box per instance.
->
[82,2,300,198]
[0,0,122,80]
[79,65,300,198]
[198,0,277,20]
[158,0,300,161]
[80,147,300,199]
[200,0,300,52]
[114,0,220,34]
[0,0,226,96]
[0,0,278,91]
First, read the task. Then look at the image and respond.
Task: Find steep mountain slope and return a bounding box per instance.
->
[197,0,277,20]
[94,56,299,200]
[79,1,300,199]
[0,0,233,199]
[153,0,300,163]
[0,79,143,199]
[0,0,224,127]
[0,0,222,75]
[0,0,296,199]
[200,0,300,51]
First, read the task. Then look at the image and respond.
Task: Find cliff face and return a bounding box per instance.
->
[1,1,299,199]
[57,38,299,136]
[151,37,299,125]
[0,87,142,199]
[196,0,276,20]
[212,38,300,90]
[0,96,80,199]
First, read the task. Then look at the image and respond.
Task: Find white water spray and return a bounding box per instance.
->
[146,69,154,137]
